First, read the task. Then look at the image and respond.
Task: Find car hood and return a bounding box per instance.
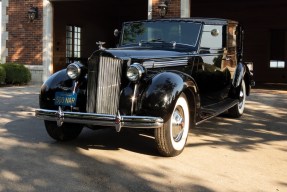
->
[90,47,191,61]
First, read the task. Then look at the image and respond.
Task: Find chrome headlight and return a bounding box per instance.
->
[127,63,145,82]
[67,62,81,80]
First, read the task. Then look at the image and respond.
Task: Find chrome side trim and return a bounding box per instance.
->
[35,109,163,130]
[131,84,138,115]
[143,58,188,68]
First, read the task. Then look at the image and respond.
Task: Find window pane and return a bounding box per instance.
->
[200,25,223,49]
[66,25,82,62]
[270,60,286,68]
[278,61,285,68]
[270,61,277,68]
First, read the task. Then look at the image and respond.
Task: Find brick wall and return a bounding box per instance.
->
[6,0,43,65]
[152,0,181,19]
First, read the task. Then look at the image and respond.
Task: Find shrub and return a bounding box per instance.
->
[0,65,6,84]
[2,63,31,84]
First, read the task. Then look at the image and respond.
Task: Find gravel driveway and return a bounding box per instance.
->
[0,84,286,192]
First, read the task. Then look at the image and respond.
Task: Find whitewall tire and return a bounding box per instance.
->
[155,93,190,157]
[229,80,246,118]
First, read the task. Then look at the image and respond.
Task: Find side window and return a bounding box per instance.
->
[66,25,82,64]
[226,23,238,69]
[227,24,237,49]
[200,25,224,49]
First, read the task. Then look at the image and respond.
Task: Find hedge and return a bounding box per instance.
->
[0,65,6,84]
[1,63,31,85]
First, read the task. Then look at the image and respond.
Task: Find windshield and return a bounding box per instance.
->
[121,20,202,47]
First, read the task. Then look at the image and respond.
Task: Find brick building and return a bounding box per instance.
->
[1,0,287,83]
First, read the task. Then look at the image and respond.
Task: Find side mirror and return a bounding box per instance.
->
[114,29,120,37]
[96,41,106,50]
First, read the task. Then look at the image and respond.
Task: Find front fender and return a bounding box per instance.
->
[39,69,87,110]
[139,72,198,122]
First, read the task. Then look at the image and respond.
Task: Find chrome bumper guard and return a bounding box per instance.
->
[35,107,163,132]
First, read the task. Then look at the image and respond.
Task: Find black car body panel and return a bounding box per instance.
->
[35,18,254,156]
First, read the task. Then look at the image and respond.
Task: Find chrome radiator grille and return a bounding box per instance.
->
[87,56,123,115]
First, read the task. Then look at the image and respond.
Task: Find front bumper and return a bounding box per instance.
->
[35,107,163,132]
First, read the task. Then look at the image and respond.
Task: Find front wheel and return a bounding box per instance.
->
[44,120,83,141]
[155,93,190,157]
[228,80,246,118]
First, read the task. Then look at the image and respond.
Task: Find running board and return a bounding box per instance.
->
[196,99,239,125]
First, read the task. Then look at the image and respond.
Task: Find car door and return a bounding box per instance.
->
[192,24,232,107]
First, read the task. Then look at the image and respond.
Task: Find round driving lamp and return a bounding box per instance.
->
[127,63,145,82]
[67,62,81,80]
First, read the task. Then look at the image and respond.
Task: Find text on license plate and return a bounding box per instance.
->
[55,92,77,107]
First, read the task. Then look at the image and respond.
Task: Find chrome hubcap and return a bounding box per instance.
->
[172,107,185,142]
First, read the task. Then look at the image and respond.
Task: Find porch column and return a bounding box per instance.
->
[42,0,53,82]
[148,0,153,19]
[1,0,9,63]
[181,0,190,18]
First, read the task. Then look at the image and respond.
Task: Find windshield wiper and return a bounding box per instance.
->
[139,39,169,46]
[149,38,166,43]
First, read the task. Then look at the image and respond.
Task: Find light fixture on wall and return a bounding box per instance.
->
[158,0,171,18]
[28,4,38,22]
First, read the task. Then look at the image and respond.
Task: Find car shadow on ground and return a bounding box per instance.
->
[1,85,286,191]
[188,87,287,153]
[63,128,160,156]
[1,117,215,192]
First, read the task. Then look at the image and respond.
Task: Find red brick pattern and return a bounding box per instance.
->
[152,0,181,19]
[6,0,43,65]
[5,0,180,65]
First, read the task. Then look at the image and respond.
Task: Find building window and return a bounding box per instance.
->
[270,29,285,68]
[66,26,81,64]
[270,60,285,68]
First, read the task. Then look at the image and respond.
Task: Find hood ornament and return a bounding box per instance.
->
[97,41,106,50]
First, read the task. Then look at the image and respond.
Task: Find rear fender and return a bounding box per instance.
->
[232,62,245,88]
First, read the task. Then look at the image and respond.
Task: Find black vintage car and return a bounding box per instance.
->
[36,18,254,157]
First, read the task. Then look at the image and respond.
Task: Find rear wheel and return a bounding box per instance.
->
[228,80,246,118]
[155,93,190,157]
[44,120,83,141]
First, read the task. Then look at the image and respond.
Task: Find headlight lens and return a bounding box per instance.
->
[67,62,81,79]
[127,63,145,82]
